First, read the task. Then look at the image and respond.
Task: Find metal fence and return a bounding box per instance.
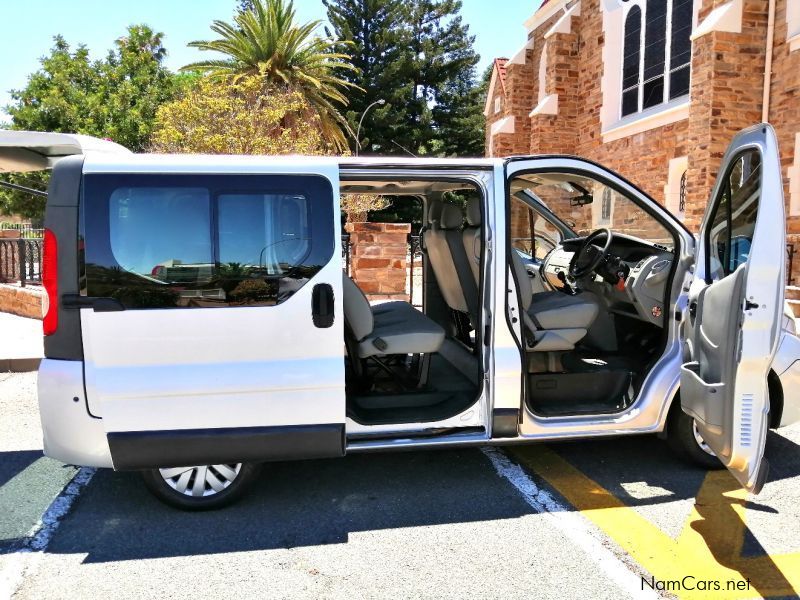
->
[0,238,43,287]
[0,223,44,239]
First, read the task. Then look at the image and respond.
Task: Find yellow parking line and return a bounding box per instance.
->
[511,446,800,599]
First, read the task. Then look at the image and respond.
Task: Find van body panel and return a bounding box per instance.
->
[37,358,113,468]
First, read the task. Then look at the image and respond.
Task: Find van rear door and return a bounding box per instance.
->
[79,156,346,470]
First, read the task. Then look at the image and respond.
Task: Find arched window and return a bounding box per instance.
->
[621,0,693,118]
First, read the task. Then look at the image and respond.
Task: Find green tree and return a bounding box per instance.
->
[182,0,357,150]
[6,25,177,151]
[324,0,483,157]
[1,26,180,219]
[323,0,409,155]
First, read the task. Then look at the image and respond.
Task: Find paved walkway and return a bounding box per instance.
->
[0,312,42,371]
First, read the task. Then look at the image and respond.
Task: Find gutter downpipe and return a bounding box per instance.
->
[762,0,776,123]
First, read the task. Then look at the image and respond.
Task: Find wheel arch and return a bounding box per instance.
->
[662,369,784,435]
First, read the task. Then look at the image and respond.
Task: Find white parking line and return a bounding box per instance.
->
[481,447,659,600]
[0,467,95,600]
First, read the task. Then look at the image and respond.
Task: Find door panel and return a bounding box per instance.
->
[79,163,346,469]
[681,125,785,493]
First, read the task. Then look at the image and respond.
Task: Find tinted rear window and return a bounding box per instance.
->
[81,174,334,309]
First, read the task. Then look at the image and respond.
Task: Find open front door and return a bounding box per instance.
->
[680,125,785,493]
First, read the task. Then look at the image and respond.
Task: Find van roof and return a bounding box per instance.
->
[0,131,131,173]
[81,152,500,174]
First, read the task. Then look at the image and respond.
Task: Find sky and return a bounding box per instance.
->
[0,0,542,124]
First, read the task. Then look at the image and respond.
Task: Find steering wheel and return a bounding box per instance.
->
[568,228,614,279]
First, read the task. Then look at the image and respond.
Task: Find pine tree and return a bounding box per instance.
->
[323,0,408,155]
[325,0,484,157]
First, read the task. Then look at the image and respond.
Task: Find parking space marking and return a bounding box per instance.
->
[0,467,95,600]
[511,446,800,599]
[482,447,659,600]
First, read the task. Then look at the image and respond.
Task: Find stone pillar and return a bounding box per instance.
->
[529,21,580,155]
[684,0,768,232]
[345,222,411,301]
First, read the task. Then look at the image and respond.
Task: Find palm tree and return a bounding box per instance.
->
[181,0,358,150]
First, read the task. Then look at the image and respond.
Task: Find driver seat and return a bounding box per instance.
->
[511,250,599,351]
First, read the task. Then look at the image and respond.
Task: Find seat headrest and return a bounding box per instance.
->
[440,203,464,229]
[427,199,442,225]
[465,197,481,226]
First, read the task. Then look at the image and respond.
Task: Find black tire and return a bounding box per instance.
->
[141,462,262,510]
[666,408,725,470]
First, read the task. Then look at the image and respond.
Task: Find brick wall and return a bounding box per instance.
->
[769,0,800,285]
[345,222,411,301]
[0,283,43,319]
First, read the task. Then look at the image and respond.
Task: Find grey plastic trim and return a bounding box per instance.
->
[43,155,84,360]
[107,424,346,470]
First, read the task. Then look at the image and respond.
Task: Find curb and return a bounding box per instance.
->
[0,358,41,373]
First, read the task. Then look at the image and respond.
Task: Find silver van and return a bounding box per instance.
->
[2,125,798,509]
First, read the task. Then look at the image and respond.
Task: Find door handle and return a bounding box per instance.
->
[312,283,335,328]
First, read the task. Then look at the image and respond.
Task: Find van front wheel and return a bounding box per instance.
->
[141,462,261,510]
[666,409,724,470]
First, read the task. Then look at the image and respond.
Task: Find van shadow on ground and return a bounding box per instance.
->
[47,448,536,563]
[42,430,800,568]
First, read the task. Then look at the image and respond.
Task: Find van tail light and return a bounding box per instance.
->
[42,228,58,336]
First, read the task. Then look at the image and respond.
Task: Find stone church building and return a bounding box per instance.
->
[485,0,800,282]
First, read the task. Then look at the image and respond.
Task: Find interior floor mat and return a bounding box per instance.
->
[527,369,633,417]
[346,353,479,425]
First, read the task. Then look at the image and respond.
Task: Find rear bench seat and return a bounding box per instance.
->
[342,274,445,358]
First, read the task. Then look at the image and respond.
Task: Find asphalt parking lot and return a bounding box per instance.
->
[1,371,799,600]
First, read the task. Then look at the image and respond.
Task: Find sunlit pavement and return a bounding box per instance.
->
[2,370,799,599]
[509,427,800,599]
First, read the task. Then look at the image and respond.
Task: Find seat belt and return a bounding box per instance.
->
[521,310,540,349]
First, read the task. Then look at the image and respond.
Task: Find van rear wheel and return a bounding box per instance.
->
[141,462,261,510]
[666,409,724,470]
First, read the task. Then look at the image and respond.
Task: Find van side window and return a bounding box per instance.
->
[82,174,334,309]
[705,150,761,281]
[109,187,214,287]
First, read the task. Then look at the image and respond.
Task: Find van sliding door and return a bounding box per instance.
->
[79,159,345,470]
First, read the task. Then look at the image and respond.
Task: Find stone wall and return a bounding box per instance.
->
[345,222,411,301]
[0,283,44,319]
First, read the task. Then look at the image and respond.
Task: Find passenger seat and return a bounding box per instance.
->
[342,274,445,358]
[426,203,479,326]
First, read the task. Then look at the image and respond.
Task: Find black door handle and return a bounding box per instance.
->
[312,283,335,328]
